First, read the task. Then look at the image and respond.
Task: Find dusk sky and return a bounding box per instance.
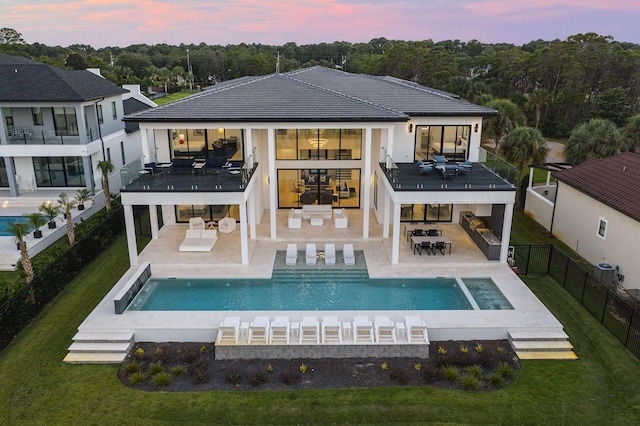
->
[3,0,640,48]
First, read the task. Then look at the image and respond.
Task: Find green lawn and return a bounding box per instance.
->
[1,236,640,424]
[153,92,196,106]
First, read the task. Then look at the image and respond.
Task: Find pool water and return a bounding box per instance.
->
[128,270,512,312]
[0,216,30,236]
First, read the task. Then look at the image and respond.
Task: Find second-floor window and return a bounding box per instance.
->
[52,107,79,136]
[97,105,104,124]
[111,102,117,120]
[31,107,43,126]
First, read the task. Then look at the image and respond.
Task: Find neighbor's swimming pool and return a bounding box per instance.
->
[0,216,30,236]
[127,271,513,311]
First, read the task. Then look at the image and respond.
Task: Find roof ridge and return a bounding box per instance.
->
[281,72,408,119]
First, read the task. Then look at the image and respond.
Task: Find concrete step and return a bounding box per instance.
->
[511,340,574,352]
[508,329,569,342]
[68,342,132,353]
[72,331,134,343]
[63,352,128,364]
[516,351,579,360]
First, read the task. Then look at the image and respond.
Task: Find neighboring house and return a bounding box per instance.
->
[0,53,144,198]
[551,152,640,290]
[122,66,515,266]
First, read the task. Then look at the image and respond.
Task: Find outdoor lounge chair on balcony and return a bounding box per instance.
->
[417,160,435,175]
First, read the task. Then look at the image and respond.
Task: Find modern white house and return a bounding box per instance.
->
[548,153,640,290]
[122,66,516,266]
[0,53,146,199]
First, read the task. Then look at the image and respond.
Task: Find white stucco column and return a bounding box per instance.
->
[248,196,256,239]
[140,128,150,163]
[500,203,514,263]
[245,128,254,168]
[362,127,372,238]
[124,204,138,266]
[239,201,249,265]
[4,157,18,197]
[267,128,277,239]
[76,106,88,144]
[386,127,395,165]
[83,156,94,192]
[528,167,534,188]
[149,204,159,239]
[391,201,401,264]
[382,189,390,238]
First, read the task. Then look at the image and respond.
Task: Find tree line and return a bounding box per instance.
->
[2,28,640,139]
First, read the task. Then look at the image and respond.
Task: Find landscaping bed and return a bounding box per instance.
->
[118,340,519,392]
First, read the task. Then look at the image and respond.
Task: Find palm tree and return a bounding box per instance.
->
[4,221,34,284]
[500,127,549,209]
[26,212,47,239]
[564,118,622,164]
[75,188,94,211]
[485,99,526,154]
[58,192,77,246]
[525,88,551,130]
[39,202,62,229]
[96,160,115,212]
[622,114,640,153]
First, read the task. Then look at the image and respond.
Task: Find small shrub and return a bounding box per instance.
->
[153,346,170,363]
[250,369,268,386]
[435,345,449,367]
[152,372,172,388]
[497,361,515,379]
[474,343,483,353]
[487,372,505,388]
[279,369,300,385]
[133,347,145,360]
[422,366,440,383]
[200,345,207,354]
[464,364,483,378]
[122,361,140,375]
[181,347,199,364]
[191,356,210,384]
[170,364,187,377]
[266,362,274,373]
[442,365,460,383]
[225,369,242,385]
[413,362,421,371]
[461,374,480,390]
[380,362,389,370]
[299,363,307,374]
[128,372,146,385]
[148,361,164,375]
[389,367,408,385]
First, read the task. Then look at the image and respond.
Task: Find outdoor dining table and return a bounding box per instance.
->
[410,235,452,255]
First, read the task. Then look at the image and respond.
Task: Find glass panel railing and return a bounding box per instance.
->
[6,129,83,145]
[478,147,517,185]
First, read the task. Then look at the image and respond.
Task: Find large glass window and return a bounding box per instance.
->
[52,107,79,136]
[275,128,362,160]
[32,157,85,187]
[277,168,360,209]
[31,107,43,126]
[176,204,239,223]
[415,125,469,161]
[171,128,244,162]
[400,204,452,223]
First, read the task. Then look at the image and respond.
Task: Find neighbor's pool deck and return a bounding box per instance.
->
[77,209,565,346]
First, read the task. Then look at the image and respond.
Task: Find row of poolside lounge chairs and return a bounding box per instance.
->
[285,243,355,266]
[215,315,429,345]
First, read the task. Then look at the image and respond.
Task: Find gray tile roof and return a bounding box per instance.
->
[125,66,497,123]
[123,98,153,133]
[0,53,127,102]
[553,152,640,222]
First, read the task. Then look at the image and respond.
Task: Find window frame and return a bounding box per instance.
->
[111,101,117,120]
[597,216,608,240]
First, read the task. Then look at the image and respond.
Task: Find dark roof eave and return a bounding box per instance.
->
[408,111,499,117]
[124,116,407,123]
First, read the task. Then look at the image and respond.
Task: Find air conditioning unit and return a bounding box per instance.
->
[594,263,616,286]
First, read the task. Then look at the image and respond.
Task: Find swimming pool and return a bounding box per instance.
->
[0,216,30,236]
[127,270,513,311]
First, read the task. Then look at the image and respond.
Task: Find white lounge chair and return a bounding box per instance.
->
[306,243,317,265]
[353,315,374,343]
[285,243,297,265]
[217,316,240,344]
[322,316,342,344]
[249,316,270,344]
[300,316,320,344]
[343,244,355,266]
[179,229,217,252]
[189,217,205,230]
[374,316,396,343]
[288,208,302,229]
[269,316,290,344]
[324,243,336,265]
[405,316,429,343]
[218,217,236,233]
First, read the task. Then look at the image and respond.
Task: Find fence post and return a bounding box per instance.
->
[562,253,570,288]
[580,271,588,304]
[546,246,553,275]
[601,290,610,324]
[525,245,532,275]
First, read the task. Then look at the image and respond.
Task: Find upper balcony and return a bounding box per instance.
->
[5,126,101,145]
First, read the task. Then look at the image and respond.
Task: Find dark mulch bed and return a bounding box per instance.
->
[118,340,519,392]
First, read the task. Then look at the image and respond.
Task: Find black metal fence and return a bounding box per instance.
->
[513,244,640,358]
[0,206,144,350]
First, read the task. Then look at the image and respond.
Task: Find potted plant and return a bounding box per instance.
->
[26,212,47,239]
[75,188,94,211]
[39,202,62,229]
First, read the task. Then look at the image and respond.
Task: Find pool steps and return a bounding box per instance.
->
[63,331,134,364]
[508,329,578,360]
